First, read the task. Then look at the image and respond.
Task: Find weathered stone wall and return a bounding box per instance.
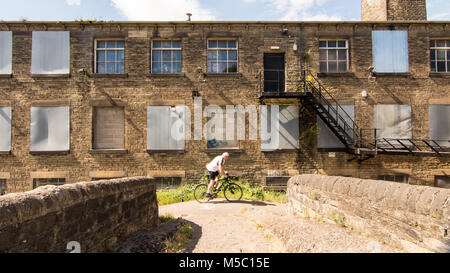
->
[287,175,450,252]
[0,21,449,192]
[362,0,427,21]
[362,0,388,21]
[0,177,158,253]
[387,0,427,21]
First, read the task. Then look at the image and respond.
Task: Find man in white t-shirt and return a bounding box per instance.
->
[205,152,230,197]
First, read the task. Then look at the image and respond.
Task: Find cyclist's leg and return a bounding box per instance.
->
[207,171,219,194]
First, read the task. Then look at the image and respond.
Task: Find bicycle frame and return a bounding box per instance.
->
[211,177,230,193]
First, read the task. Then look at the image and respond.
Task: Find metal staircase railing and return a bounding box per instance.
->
[259,69,450,157]
[301,70,367,152]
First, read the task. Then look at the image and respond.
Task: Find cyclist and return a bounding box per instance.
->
[205,152,229,197]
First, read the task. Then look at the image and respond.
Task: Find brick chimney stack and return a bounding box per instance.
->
[362,0,427,21]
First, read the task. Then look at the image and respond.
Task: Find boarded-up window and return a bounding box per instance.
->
[372,31,409,73]
[434,176,450,189]
[0,179,6,195]
[261,105,299,151]
[378,175,409,183]
[33,178,66,189]
[374,105,412,147]
[91,177,124,181]
[31,31,70,74]
[429,105,450,147]
[154,177,182,190]
[93,107,125,150]
[205,107,239,149]
[265,176,290,187]
[0,31,12,75]
[147,106,186,151]
[30,107,70,152]
[318,104,354,149]
[0,107,11,151]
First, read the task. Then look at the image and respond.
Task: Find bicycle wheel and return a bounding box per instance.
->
[223,183,243,202]
[194,184,210,203]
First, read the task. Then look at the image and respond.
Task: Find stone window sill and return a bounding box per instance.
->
[372,72,411,77]
[318,148,347,152]
[89,73,128,78]
[204,73,242,77]
[89,149,128,154]
[261,149,299,153]
[204,149,244,153]
[429,72,450,78]
[31,74,71,78]
[147,73,185,78]
[147,150,185,154]
[30,151,70,155]
[317,72,355,77]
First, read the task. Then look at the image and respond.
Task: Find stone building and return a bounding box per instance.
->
[0,0,449,194]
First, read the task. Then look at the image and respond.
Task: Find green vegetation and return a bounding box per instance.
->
[161,222,193,253]
[157,183,198,205]
[329,211,347,228]
[159,214,175,224]
[157,178,286,206]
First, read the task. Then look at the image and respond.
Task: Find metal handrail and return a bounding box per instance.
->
[302,70,364,147]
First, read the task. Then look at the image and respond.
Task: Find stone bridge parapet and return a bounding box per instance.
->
[0,177,157,253]
[287,175,450,253]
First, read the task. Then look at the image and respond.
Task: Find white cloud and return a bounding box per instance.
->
[66,0,81,5]
[242,0,341,21]
[300,13,342,21]
[111,0,216,21]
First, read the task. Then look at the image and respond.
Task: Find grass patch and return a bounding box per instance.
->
[329,211,347,228]
[157,183,198,205]
[161,222,193,253]
[157,178,286,205]
[159,214,175,224]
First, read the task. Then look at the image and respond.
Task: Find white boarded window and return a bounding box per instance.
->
[318,105,354,149]
[147,106,185,151]
[31,31,70,74]
[261,105,299,151]
[0,107,11,151]
[205,106,239,149]
[0,31,12,75]
[372,31,409,73]
[30,107,70,152]
[429,105,450,147]
[374,105,412,147]
[93,107,125,150]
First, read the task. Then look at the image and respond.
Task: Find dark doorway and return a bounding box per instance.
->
[264,53,285,93]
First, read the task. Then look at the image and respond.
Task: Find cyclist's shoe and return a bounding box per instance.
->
[205,193,212,198]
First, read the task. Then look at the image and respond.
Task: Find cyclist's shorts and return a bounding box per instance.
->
[209,171,220,180]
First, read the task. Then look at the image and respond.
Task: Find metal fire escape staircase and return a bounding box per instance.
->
[259,70,450,157]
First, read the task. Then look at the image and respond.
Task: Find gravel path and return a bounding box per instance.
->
[159,200,400,253]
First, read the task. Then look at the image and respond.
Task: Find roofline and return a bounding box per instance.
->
[0,20,449,25]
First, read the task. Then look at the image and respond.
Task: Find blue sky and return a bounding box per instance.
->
[0,0,448,21]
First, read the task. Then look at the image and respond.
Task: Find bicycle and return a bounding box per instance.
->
[194,174,243,203]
